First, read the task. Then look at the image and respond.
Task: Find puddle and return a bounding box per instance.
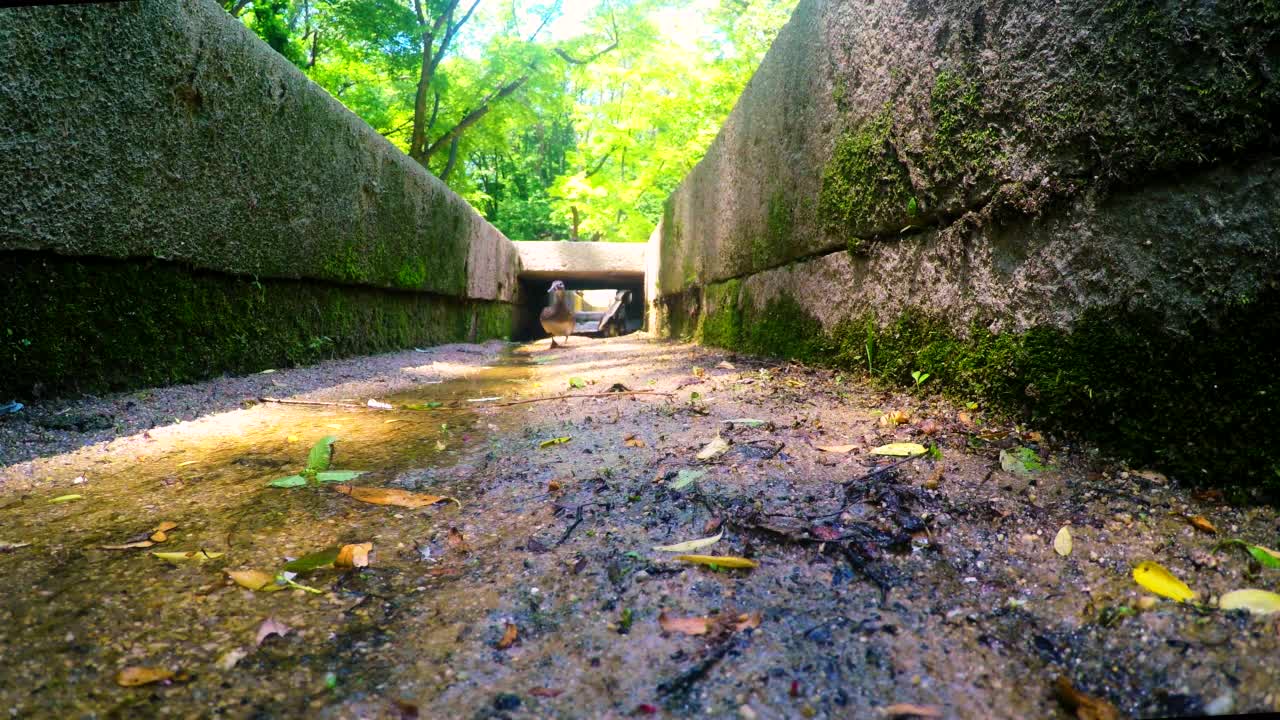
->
[0,349,544,717]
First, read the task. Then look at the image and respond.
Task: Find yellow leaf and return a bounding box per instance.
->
[1132,561,1197,602]
[335,542,372,569]
[333,484,460,509]
[150,521,178,543]
[1053,526,1073,557]
[177,460,198,467]
[152,550,223,563]
[696,436,730,460]
[496,622,518,649]
[654,529,723,553]
[226,569,284,592]
[674,554,758,569]
[816,444,857,454]
[539,436,571,448]
[116,667,176,687]
[326,423,342,429]
[286,435,300,443]
[869,442,927,457]
[1219,589,1280,615]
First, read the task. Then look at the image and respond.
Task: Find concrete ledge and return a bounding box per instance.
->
[0,0,518,301]
[516,241,645,289]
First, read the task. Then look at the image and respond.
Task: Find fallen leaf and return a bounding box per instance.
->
[879,409,910,427]
[674,554,758,569]
[716,361,736,370]
[1132,561,1197,602]
[306,435,337,472]
[624,434,647,448]
[116,667,176,687]
[529,687,564,698]
[49,494,83,504]
[869,442,927,457]
[1054,526,1073,557]
[227,569,285,592]
[333,484,460,509]
[256,617,291,645]
[568,377,587,389]
[446,527,471,554]
[1228,541,1280,569]
[335,542,372,569]
[177,460,199,467]
[0,541,32,552]
[696,436,730,460]
[153,550,223,563]
[957,411,973,426]
[216,648,249,671]
[1054,676,1120,720]
[540,436,571,448]
[882,703,943,719]
[286,434,300,443]
[1219,589,1280,615]
[283,548,341,572]
[101,540,155,550]
[668,468,705,490]
[816,444,857,454]
[726,418,768,428]
[1131,469,1168,484]
[367,399,393,410]
[999,446,1044,476]
[150,521,178,543]
[1187,515,1217,534]
[692,366,705,378]
[548,480,562,492]
[315,470,366,484]
[496,622,518,649]
[653,529,723,552]
[658,611,760,636]
[919,419,940,436]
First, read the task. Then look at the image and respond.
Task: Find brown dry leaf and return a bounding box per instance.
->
[1026,431,1044,443]
[879,409,911,427]
[446,527,471,554]
[816,444,857,454]
[115,666,176,687]
[101,540,155,550]
[624,435,647,448]
[882,703,943,719]
[957,411,973,426]
[496,622,518,649]
[923,465,944,490]
[1187,515,1217,534]
[1054,676,1120,720]
[548,480,563,492]
[529,687,564,698]
[255,617,291,646]
[659,612,760,636]
[226,569,284,592]
[919,419,940,436]
[659,613,710,635]
[150,521,178,543]
[333,484,459,509]
[1132,469,1168,484]
[335,542,372,569]
[692,366,706,378]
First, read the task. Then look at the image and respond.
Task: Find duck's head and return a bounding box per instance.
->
[548,280,566,294]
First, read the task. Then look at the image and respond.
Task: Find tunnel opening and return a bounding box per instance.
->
[514,277,646,342]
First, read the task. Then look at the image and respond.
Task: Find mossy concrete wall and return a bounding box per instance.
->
[0,0,521,397]
[652,0,1280,486]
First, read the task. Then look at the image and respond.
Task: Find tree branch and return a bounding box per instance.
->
[423,73,531,161]
[440,136,462,181]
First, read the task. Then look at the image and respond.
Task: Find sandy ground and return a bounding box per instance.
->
[1,334,1278,719]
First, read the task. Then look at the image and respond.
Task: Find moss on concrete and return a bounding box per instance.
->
[818,105,915,241]
[690,277,1280,490]
[0,252,513,399]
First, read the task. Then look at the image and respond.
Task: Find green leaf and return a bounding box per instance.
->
[268,475,308,488]
[726,418,766,427]
[49,494,83,504]
[568,377,587,389]
[1217,539,1280,569]
[315,470,365,484]
[306,436,337,473]
[283,548,341,573]
[669,468,705,490]
[404,402,443,410]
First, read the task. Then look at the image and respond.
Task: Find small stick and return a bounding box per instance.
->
[492,390,673,408]
[258,397,371,409]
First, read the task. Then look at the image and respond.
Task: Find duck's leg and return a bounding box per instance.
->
[549,337,560,349]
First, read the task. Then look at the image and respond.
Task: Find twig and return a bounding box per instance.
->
[258,397,373,409]
[556,501,611,546]
[492,390,673,408]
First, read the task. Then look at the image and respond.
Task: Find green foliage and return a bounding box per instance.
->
[228,0,799,243]
[818,105,915,237]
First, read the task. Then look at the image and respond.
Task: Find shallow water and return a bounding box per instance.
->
[0,350,540,717]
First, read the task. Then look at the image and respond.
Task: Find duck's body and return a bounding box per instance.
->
[540,280,575,348]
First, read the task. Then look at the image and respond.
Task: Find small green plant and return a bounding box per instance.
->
[927,444,943,461]
[911,370,931,389]
[865,336,875,374]
[907,196,919,216]
[268,436,365,488]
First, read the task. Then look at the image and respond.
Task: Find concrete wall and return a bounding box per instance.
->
[0,0,521,397]
[515,241,646,290]
[652,0,1280,487]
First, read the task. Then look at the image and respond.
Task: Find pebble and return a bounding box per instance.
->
[1205,691,1233,716]
[737,705,757,719]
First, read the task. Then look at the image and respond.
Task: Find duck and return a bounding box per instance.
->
[540,280,576,349]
